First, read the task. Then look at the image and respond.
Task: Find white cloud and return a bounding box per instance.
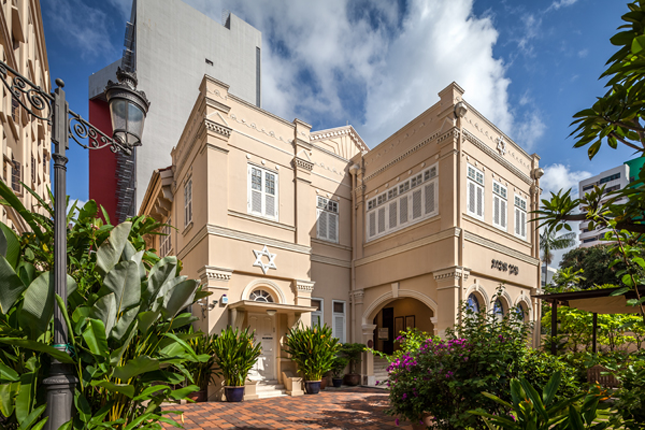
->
[547,0,579,12]
[515,111,546,151]
[44,0,119,60]
[540,163,591,197]
[206,0,517,148]
[578,49,588,58]
[106,0,133,20]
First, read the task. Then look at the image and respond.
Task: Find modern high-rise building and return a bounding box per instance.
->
[88,0,262,222]
[577,157,645,247]
[0,0,51,232]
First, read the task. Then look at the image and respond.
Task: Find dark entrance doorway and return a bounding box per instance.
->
[382,307,394,355]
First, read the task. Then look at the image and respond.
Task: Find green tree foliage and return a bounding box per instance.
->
[540,231,576,266]
[0,181,211,429]
[211,327,261,387]
[283,324,339,381]
[559,245,632,290]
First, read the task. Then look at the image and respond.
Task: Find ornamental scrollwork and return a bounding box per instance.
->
[68,110,131,155]
[0,61,53,121]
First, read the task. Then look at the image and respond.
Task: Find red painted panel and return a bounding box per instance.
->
[88,99,118,224]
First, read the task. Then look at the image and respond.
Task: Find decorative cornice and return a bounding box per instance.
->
[294,157,314,171]
[207,224,311,255]
[463,230,540,266]
[310,254,352,268]
[462,130,532,185]
[363,128,458,183]
[227,210,296,232]
[204,118,232,138]
[356,227,461,267]
[197,265,233,283]
[433,266,470,281]
[295,280,315,292]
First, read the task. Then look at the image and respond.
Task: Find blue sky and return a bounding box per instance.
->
[41,0,629,208]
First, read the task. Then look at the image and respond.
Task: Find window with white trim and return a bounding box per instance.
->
[159,218,172,257]
[492,181,507,231]
[514,195,527,240]
[316,197,339,243]
[365,164,438,241]
[184,179,192,227]
[247,165,278,220]
[311,298,323,327]
[466,164,484,220]
[332,300,346,343]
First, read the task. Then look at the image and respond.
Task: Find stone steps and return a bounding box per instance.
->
[255,383,288,399]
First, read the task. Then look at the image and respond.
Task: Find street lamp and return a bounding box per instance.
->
[0,61,149,430]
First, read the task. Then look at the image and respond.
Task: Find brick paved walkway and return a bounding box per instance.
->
[162,387,413,430]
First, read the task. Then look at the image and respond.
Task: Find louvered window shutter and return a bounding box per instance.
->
[500,199,507,228]
[400,195,408,224]
[476,186,483,217]
[378,207,386,233]
[493,195,500,226]
[328,212,338,242]
[265,171,276,217]
[369,212,376,237]
[412,189,422,219]
[515,208,521,235]
[425,182,435,215]
[389,201,397,229]
[468,182,476,214]
[317,209,327,240]
[521,211,526,238]
[333,315,345,343]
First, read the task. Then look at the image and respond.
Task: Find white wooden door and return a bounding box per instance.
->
[247,313,276,381]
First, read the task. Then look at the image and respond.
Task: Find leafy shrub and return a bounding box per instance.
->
[212,327,261,387]
[284,324,338,381]
[386,287,582,429]
[613,359,645,429]
[337,343,365,374]
[519,349,580,402]
[0,183,211,429]
[470,372,616,429]
[185,328,219,391]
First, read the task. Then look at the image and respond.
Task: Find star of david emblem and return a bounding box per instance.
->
[496,136,506,156]
[252,245,277,275]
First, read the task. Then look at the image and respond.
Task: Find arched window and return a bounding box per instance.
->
[515,303,527,321]
[467,293,480,313]
[249,289,274,303]
[493,299,505,320]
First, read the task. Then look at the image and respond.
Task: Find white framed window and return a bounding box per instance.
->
[160,218,172,257]
[247,164,278,220]
[311,298,324,327]
[492,181,507,231]
[365,164,438,241]
[316,197,339,243]
[514,195,527,240]
[466,164,484,220]
[332,300,346,343]
[184,178,192,227]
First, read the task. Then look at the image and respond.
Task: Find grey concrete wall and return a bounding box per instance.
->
[89,0,262,212]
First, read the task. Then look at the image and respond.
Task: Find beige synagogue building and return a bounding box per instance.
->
[140,75,543,398]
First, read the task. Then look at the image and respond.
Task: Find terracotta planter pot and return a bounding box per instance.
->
[343,373,360,386]
[187,389,207,402]
[304,380,321,394]
[224,386,245,402]
[332,377,343,388]
[320,376,328,390]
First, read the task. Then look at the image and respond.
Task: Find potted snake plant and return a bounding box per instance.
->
[284,323,339,394]
[212,326,262,402]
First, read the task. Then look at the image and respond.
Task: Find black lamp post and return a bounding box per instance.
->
[0,61,149,430]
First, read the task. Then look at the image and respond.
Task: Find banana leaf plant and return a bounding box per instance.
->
[0,180,211,429]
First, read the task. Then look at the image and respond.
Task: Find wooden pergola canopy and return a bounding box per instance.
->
[533,286,645,354]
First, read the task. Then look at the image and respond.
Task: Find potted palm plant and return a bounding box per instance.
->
[339,343,365,386]
[185,329,219,402]
[212,326,262,402]
[284,323,339,394]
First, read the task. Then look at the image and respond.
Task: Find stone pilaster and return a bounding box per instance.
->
[433,266,470,337]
